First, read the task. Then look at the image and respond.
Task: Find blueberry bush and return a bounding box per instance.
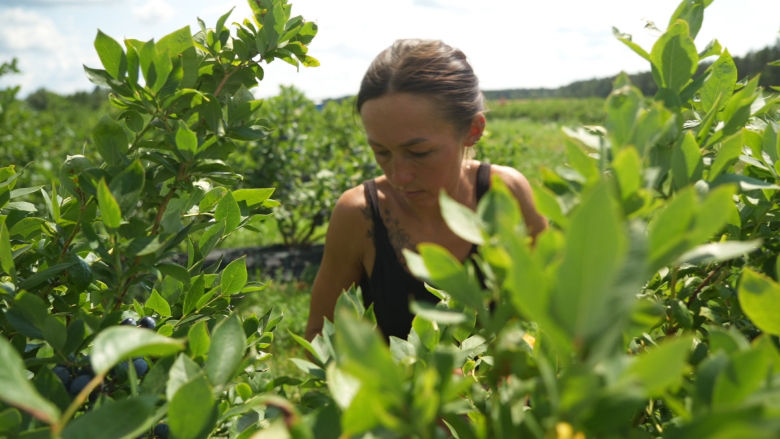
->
[0,1,322,437]
[1,0,779,438]
[230,86,376,247]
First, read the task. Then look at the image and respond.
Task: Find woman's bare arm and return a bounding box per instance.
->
[304,186,369,341]
[492,165,548,240]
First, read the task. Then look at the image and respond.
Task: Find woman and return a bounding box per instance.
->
[305,39,547,341]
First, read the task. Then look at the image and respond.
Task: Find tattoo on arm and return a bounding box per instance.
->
[361,205,374,239]
[382,207,411,263]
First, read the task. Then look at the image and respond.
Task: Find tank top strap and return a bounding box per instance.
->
[362,179,388,237]
[475,162,492,201]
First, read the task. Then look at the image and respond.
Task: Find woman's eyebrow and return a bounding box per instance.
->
[367,137,428,148]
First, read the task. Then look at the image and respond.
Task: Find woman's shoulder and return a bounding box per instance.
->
[332,182,371,223]
[329,181,384,242]
[484,163,548,236]
[487,163,531,191]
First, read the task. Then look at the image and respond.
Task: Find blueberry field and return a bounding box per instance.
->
[1,0,779,438]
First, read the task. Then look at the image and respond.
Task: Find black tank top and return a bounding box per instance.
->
[359,162,492,339]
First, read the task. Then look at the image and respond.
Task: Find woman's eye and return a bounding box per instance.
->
[409,150,430,158]
[373,149,390,158]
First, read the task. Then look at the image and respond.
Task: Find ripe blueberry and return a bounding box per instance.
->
[52,365,71,387]
[132,358,149,378]
[69,374,92,396]
[153,423,170,438]
[138,316,156,330]
[121,318,137,326]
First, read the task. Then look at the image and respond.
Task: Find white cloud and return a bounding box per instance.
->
[0,7,96,94]
[1,0,778,99]
[132,0,176,25]
[0,8,64,52]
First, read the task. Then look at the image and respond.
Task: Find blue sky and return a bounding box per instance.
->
[0,0,778,102]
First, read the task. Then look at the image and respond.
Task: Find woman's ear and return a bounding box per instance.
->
[464,113,486,147]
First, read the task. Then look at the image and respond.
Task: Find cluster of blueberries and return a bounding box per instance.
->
[50,316,169,437]
[122,316,157,330]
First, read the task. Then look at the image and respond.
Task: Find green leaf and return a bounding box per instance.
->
[156,26,193,57]
[478,176,522,237]
[612,147,642,199]
[650,19,698,93]
[61,396,156,439]
[125,41,140,84]
[41,316,66,353]
[334,308,403,389]
[550,181,627,342]
[220,257,247,296]
[6,292,50,339]
[412,315,440,351]
[94,30,126,79]
[341,388,383,435]
[504,233,547,325]
[183,275,206,316]
[109,160,145,214]
[668,0,707,39]
[648,188,696,269]
[623,335,693,395]
[709,131,743,181]
[738,268,780,335]
[711,345,771,409]
[168,375,217,439]
[0,407,22,434]
[612,27,651,61]
[676,240,761,265]
[606,76,642,148]
[416,244,483,310]
[187,321,210,360]
[205,314,246,386]
[145,289,172,317]
[565,138,599,183]
[90,326,185,375]
[290,358,326,380]
[97,178,122,229]
[287,330,323,366]
[198,220,225,255]
[710,173,780,191]
[166,354,203,401]
[92,116,128,167]
[530,182,567,228]
[232,188,275,206]
[761,122,779,165]
[175,124,198,159]
[326,363,360,409]
[439,190,484,245]
[157,262,190,286]
[0,217,14,276]
[776,254,780,279]
[718,76,759,138]
[409,301,467,325]
[214,192,241,233]
[698,49,737,113]
[0,336,61,424]
[671,131,702,189]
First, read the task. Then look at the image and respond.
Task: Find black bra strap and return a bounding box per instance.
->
[362,179,384,232]
[475,162,492,201]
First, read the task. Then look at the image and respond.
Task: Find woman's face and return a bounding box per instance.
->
[360,92,477,208]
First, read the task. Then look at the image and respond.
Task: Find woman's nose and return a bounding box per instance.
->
[389,156,414,187]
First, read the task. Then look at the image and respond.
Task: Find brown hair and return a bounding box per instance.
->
[356,39,484,135]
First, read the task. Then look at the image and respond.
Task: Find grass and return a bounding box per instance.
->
[247,272,313,380]
[476,117,573,184]
[484,97,605,125]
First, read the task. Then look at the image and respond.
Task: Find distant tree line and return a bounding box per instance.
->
[484,40,779,100]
